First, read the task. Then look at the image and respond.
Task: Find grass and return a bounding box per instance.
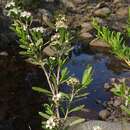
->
[92,19,130,67]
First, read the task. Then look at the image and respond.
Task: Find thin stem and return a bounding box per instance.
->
[64,88,75,120]
[40,63,55,95]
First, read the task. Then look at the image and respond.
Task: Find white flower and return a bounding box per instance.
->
[52,93,62,102]
[55,20,68,29]
[7,8,19,16]
[20,11,31,19]
[93,125,102,130]
[55,14,68,29]
[31,27,45,33]
[46,116,56,129]
[5,1,15,8]
[51,33,60,41]
[50,57,56,60]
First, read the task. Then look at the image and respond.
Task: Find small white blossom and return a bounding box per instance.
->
[51,33,60,41]
[31,27,45,33]
[46,116,56,129]
[55,20,68,29]
[52,93,62,102]
[7,8,19,16]
[55,15,68,29]
[93,125,102,130]
[20,11,31,19]
[50,57,56,60]
[5,1,15,8]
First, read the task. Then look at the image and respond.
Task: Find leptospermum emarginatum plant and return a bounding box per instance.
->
[6,1,93,130]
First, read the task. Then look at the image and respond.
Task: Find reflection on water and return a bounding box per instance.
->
[66,47,130,111]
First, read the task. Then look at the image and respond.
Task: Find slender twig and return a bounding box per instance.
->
[64,88,75,120]
[40,63,55,95]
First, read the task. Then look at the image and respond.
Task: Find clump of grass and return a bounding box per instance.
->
[126,7,130,37]
[92,19,130,67]
[111,79,130,116]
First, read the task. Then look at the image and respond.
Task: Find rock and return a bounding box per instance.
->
[113,0,123,4]
[99,109,110,120]
[94,7,111,18]
[116,7,128,19]
[89,38,110,53]
[69,120,130,130]
[113,97,122,107]
[37,9,53,24]
[79,32,93,43]
[81,22,93,32]
[104,83,111,90]
[43,45,56,57]
[0,51,8,56]
[72,0,86,5]
[60,0,76,10]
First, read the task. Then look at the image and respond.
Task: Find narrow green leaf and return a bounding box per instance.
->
[121,105,130,115]
[32,87,52,96]
[69,118,85,127]
[69,105,85,114]
[39,112,50,119]
[82,65,93,87]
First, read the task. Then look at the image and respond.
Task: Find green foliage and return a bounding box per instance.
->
[111,80,130,116]
[6,1,93,130]
[92,19,130,66]
[126,7,130,37]
[82,65,93,88]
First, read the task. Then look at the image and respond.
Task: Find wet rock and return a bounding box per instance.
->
[89,38,110,53]
[99,109,110,120]
[94,7,111,18]
[104,83,111,90]
[79,32,93,44]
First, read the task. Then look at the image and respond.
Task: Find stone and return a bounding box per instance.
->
[79,32,93,43]
[116,7,128,19]
[113,0,122,4]
[94,7,111,18]
[43,45,56,57]
[69,120,130,130]
[89,38,110,53]
[37,9,53,24]
[99,109,110,120]
[60,0,76,10]
[113,97,122,107]
[81,22,93,32]
[104,83,111,90]
[0,51,8,56]
[72,0,86,4]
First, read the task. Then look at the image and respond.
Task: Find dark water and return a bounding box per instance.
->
[67,48,130,112]
[0,46,130,129]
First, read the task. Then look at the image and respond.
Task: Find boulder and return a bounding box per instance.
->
[89,38,110,53]
[69,120,130,130]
